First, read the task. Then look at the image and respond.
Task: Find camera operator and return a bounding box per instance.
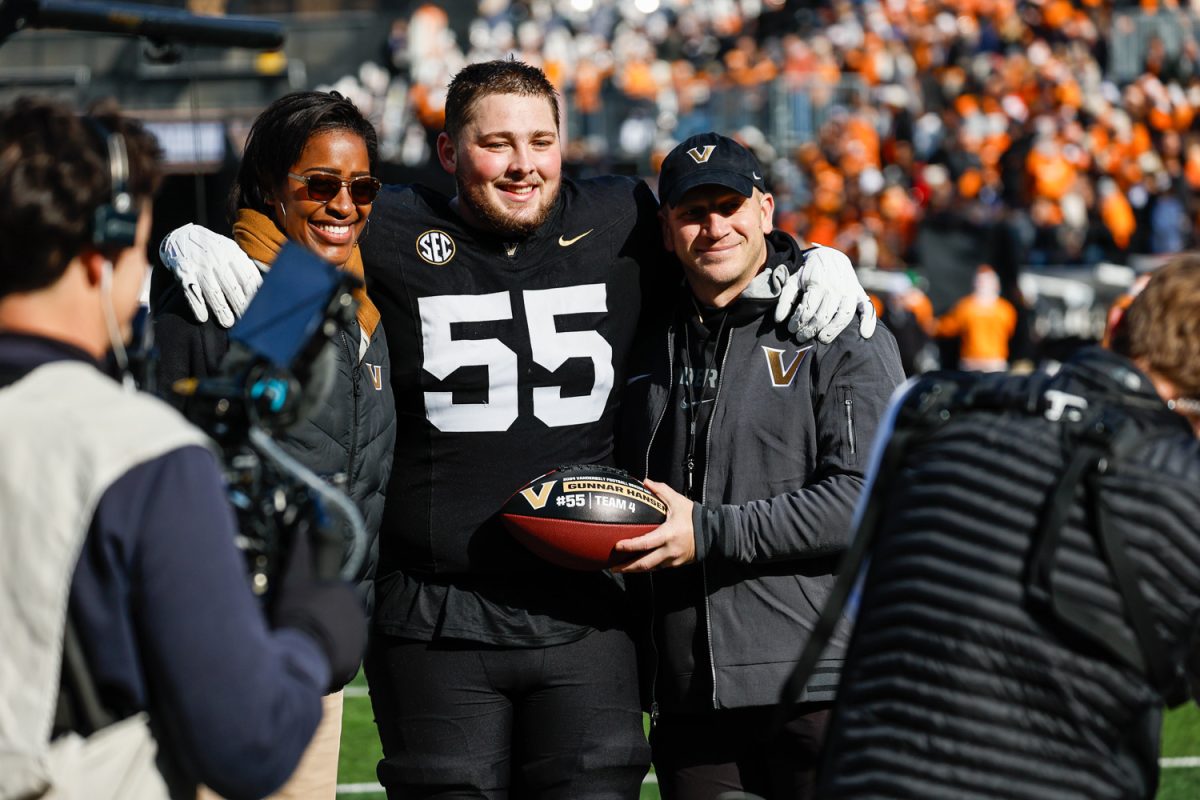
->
[0,96,365,800]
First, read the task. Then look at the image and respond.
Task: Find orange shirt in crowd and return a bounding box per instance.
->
[574,61,604,115]
[620,59,658,102]
[1027,145,1075,201]
[936,295,1018,370]
[1101,189,1136,249]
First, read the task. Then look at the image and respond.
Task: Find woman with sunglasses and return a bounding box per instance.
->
[153,90,395,800]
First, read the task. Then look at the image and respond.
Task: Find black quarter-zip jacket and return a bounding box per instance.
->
[620,231,906,712]
[362,176,668,645]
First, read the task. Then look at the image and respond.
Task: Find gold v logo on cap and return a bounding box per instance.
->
[687,145,716,164]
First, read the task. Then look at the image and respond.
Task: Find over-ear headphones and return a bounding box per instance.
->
[85,118,138,248]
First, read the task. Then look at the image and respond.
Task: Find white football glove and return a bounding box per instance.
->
[741,262,791,301]
[158,223,263,329]
[776,244,877,344]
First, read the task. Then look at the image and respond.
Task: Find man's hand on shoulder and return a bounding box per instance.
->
[776,244,878,345]
[611,479,696,573]
[159,223,262,328]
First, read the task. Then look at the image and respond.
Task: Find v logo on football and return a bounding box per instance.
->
[520,481,557,510]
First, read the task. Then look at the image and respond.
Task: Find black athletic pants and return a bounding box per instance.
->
[364,627,651,799]
[650,704,832,800]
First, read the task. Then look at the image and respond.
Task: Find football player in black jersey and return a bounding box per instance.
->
[360,61,660,799]
[158,60,877,799]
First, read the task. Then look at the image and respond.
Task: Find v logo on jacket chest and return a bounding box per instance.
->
[365,363,384,391]
[762,346,812,388]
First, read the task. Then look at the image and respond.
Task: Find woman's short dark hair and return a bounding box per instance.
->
[230,91,378,220]
[0,96,162,298]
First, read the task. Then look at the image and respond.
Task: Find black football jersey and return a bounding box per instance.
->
[362,176,663,584]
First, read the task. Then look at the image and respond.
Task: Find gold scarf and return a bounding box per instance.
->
[232,208,380,338]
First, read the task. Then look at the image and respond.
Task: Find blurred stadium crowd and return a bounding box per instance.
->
[316,0,1200,274]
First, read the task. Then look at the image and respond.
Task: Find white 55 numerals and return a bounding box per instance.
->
[419,285,614,432]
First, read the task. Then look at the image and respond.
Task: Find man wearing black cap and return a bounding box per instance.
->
[615,133,905,799]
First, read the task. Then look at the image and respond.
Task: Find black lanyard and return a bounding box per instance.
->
[679,308,727,499]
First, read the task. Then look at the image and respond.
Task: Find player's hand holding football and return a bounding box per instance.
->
[611,479,696,573]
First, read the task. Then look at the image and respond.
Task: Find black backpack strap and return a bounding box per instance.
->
[1024,425,1108,612]
[1023,404,1183,700]
[777,375,966,712]
[1089,460,1181,702]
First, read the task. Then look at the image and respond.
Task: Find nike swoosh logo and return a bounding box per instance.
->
[680,398,716,410]
[752,172,763,180]
[626,373,652,385]
[558,229,594,247]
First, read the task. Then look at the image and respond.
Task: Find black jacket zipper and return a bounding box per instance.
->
[341,329,362,485]
[699,325,733,710]
[642,326,675,729]
[841,386,856,458]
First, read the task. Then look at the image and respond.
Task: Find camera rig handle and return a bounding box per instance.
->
[247,427,368,584]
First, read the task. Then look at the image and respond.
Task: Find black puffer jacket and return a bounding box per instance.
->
[819,348,1200,799]
[152,275,396,618]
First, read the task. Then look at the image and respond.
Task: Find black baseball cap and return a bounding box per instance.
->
[657,132,768,207]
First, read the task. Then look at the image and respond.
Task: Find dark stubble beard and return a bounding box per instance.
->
[457,175,559,238]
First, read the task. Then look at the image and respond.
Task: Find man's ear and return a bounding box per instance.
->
[79,248,109,288]
[1135,357,1179,404]
[758,191,775,235]
[436,131,457,174]
[658,208,675,254]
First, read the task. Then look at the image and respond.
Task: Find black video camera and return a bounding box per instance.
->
[168,243,368,599]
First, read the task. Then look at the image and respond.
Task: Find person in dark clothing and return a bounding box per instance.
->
[156,62,881,799]
[811,253,1200,799]
[152,91,395,799]
[0,97,364,800]
[614,133,905,800]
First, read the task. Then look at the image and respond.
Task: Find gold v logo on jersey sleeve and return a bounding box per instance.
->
[558,229,593,247]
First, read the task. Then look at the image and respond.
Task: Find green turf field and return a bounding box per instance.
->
[336,671,1200,798]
